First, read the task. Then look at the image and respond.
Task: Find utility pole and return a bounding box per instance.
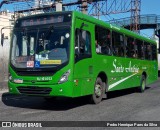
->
[130,0,141,33]
[81,0,88,14]
[55,0,62,11]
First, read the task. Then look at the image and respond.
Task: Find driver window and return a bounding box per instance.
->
[75,29,91,55]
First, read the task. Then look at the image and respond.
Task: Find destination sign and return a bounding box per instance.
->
[16,13,72,27]
[21,16,64,27]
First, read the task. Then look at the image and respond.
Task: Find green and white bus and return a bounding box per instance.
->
[7,11,158,104]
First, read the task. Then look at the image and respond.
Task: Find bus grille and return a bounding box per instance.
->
[17,86,52,95]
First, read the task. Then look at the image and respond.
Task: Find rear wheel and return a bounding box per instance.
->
[138,75,146,93]
[90,77,105,104]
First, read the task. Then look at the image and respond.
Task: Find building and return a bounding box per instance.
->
[0,10,14,40]
[0,11,14,86]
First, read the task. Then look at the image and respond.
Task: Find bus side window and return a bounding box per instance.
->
[75,29,91,57]
[134,43,138,58]
[125,36,135,58]
[144,42,152,60]
[136,40,144,59]
[152,44,157,60]
[95,25,111,55]
[112,32,124,57]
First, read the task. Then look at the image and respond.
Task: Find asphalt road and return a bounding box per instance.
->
[0,78,160,129]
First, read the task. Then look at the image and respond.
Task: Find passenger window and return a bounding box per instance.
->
[144,42,152,60]
[136,40,144,59]
[152,44,157,60]
[125,36,136,58]
[95,26,111,55]
[112,32,124,57]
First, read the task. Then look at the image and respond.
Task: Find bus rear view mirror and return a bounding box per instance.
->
[155,29,160,53]
[1,33,4,46]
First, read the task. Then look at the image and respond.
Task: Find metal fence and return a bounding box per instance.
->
[0,39,10,90]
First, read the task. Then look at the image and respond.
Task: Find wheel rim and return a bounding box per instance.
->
[95,84,102,97]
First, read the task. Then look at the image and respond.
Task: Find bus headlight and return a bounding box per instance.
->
[58,69,70,84]
[8,73,12,81]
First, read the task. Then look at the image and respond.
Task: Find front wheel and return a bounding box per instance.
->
[138,75,146,93]
[90,77,105,104]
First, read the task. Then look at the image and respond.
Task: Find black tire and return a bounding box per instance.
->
[138,75,146,93]
[44,97,57,102]
[90,77,105,104]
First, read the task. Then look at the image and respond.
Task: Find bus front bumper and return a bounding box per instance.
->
[8,81,74,97]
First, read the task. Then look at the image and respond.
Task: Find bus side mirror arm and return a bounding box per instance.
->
[1,33,4,47]
[1,26,13,46]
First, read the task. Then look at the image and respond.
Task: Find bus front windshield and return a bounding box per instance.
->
[11,26,70,69]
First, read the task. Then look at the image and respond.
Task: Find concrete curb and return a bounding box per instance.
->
[0,89,8,93]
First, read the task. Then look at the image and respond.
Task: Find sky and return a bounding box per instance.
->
[141,0,160,37]
[1,0,160,37]
[141,0,159,15]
